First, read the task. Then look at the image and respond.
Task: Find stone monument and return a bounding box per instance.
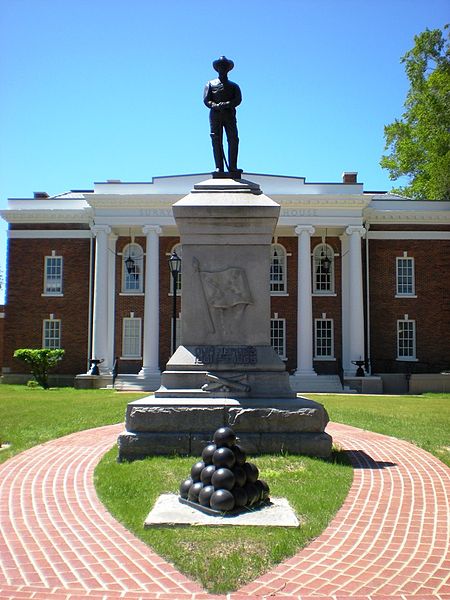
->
[117,58,332,460]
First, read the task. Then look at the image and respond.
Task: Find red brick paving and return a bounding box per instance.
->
[0,422,449,600]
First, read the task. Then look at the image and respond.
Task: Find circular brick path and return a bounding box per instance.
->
[0,422,449,600]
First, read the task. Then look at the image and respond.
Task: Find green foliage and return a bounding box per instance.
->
[13,348,65,389]
[380,25,450,200]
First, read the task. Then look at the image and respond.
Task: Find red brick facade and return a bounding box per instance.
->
[2,175,449,384]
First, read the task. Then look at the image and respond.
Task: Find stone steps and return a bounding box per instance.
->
[289,374,345,393]
[113,373,347,394]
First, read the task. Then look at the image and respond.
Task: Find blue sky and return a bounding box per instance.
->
[0,0,448,300]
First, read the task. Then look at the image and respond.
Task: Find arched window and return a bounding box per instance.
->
[270,244,287,294]
[170,243,182,295]
[313,243,334,294]
[122,243,144,293]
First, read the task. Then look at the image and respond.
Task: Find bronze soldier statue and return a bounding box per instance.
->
[204,56,242,175]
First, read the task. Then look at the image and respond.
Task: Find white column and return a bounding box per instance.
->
[91,225,111,373]
[107,232,118,371]
[345,226,366,374]
[295,225,316,376]
[139,225,162,376]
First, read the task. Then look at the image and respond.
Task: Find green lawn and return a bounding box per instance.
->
[309,392,450,467]
[0,385,142,464]
[95,448,352,594]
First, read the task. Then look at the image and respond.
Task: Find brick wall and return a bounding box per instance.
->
[369,239,450,373]
[4,237,91,375]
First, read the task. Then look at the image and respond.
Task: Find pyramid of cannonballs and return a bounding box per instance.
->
[179,426,270,513]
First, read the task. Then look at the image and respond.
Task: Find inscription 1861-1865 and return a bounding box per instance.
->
[194,346,257,365]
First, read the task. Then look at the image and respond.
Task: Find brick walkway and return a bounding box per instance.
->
[0,422,448,600]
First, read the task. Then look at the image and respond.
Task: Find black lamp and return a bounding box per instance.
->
[124,255,136,274]
[168,251,182,355]
[320,250,332,273]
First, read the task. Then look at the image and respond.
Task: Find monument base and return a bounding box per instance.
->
[117,395,332,461]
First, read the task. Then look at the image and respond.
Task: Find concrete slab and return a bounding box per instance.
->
[144,493,300,528]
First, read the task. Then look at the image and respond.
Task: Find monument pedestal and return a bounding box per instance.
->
[117,177,332,460]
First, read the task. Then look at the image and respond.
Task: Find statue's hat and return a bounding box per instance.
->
[213,56,234,73]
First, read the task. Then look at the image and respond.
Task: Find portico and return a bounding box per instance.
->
[84,172,370,392]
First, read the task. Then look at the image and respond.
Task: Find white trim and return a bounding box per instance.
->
[397,319,417,360]
[270,317,287,360]
[8,230,92,239]
[44,255,63,295]
[367,231,450,240]
[119,293,145,296]
[270,243,288,294]
[41,293,64,297]
[314,318,335,359]
[312,293,337,297]
[122,317,142,359]
[396,256,415,297]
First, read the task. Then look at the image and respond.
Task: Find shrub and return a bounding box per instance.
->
[13,349,65,389]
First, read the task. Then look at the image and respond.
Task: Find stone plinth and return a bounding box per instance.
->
[117,395,332,460]
[117,176,332,460]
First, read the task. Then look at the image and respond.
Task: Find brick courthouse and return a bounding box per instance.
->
[2,172,449,393]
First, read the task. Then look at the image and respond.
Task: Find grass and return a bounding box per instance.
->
[95,448,352,594]
[0,385,142,464]
[308,392,450,467]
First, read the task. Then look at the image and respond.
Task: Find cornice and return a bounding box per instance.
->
[0,209,91,224]
[84,194,180,209]
[365,208,450,224]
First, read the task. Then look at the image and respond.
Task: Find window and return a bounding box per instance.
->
[44,256,63,294]
[270,244,287,294]
[315,319,334,359]
[122,317,142,358]
[313,244,334,294]
[397,318,416,360]
[169,244,182,295]
[396,257,415,296]
[122,243,143,293]
[43,319,61,348]
[270,317,286,359]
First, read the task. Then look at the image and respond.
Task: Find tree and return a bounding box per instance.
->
[13,349,65,389]
[380,26,450,200]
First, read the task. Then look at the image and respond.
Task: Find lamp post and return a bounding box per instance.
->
[168,250,181,355]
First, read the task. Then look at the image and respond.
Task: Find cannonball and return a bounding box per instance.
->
[243,462,259,483]
[232,444,246,466]
[211,467,235,491]
[213,426,237,448]
[232,486,248,508]
[232,465,247,487]
[254,480,265,503]
[210,489,235,512]
[190,460,206,482]
[188,481,203,503]
[179,477,193,499]
[213,446,236,469]
[259,479,270,501]
[200,464,216,485]
[198,485,215,507]
[201,443,217,465]
[243,482,259,505]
